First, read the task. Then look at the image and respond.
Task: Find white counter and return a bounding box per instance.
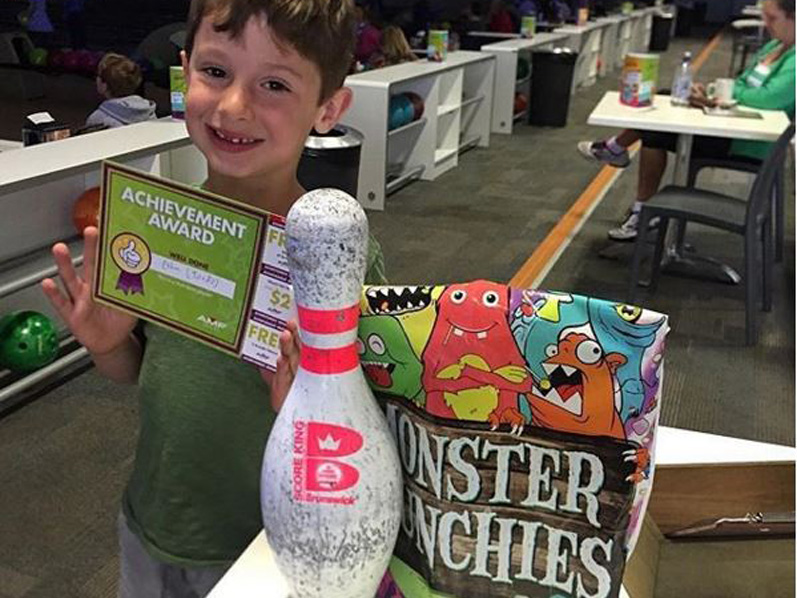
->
[207,426,796,598]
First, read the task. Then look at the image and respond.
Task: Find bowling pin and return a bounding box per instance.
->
[261,189,403,598]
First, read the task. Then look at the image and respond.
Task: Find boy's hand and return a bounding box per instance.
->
[260,320,300,412]
[41,227,137,356]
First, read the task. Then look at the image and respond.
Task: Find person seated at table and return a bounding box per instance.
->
[577,0,795,241]
[86,53,157,129]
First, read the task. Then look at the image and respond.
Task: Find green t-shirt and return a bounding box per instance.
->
[731,40,795,161]
[123,235,388,566]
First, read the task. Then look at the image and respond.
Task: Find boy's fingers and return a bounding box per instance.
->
[279,329,294,356]
[41,278,73,322]
[52,243,81,300]
[259,366,274,385]
[82,227,99,281]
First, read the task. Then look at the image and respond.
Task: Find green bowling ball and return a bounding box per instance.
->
[28,47,48,67]
[0,311,59,372]
[516,57,530,81]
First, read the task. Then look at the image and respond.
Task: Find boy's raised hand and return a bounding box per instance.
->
[41,227,137,356]
[260,320,300,412]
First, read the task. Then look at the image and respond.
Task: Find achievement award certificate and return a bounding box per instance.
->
[93,162,294,371]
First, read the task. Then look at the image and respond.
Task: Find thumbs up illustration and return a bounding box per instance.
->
[119,240,141,269]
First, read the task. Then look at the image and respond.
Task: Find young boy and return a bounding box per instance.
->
[41,1,387,596]
[86,53,157,129]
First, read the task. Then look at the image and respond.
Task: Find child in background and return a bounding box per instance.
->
[380,25,417,66]
[354,3,382,64]
[86,53,157,129]
[42,0,387,596]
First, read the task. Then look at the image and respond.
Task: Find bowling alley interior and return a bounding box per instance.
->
[0,0,794,597]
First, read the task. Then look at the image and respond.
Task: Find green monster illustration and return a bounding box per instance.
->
[358,315,425,406]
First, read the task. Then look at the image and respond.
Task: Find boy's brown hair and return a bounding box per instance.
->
[97,53,143,97]
[184,0,356,102]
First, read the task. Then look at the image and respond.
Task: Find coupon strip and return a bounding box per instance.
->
[241,215,295,371]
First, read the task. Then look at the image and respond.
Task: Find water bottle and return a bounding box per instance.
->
[670,51,693,106]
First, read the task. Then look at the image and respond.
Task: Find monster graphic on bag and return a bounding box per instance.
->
[359,282,669,598]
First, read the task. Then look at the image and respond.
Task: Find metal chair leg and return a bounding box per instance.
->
[744,231,758,345]
[763,220,773,313]
[648,215,669,293]
[774,164,784,263]
[627,213,650,303]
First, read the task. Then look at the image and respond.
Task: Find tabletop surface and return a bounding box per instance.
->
[206,425,796,597]
[480,32,571,52]
[588,91,791,141]
[345,51,493,86]
[0,118,191,193]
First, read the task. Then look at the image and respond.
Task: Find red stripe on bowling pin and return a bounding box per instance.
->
[297,305,360,334]
[300,344,359,375]
[297,303,360,375]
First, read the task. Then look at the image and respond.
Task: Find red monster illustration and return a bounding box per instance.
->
[421,281,532,430]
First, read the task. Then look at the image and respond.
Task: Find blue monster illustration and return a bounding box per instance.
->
[510,291,588,394]
[587,299,666,422]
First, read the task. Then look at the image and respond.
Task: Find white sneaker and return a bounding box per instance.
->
[608,210,660,242]
[577,140,631,168]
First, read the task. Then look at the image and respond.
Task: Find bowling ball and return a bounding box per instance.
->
[76,49,96,74]
[516,57,530,81]
[404,92,425,121]
[72,187,101,234]
[388,94,413,130]
[63,50,81,72]
[28,47,48,68]
[48,49,66,69]
[514,92,528,115]
[0,311,59,373]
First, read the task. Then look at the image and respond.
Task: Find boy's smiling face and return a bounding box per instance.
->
[183,14,350,198]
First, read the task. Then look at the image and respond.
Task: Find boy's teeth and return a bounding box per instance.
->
[216,129,256,144]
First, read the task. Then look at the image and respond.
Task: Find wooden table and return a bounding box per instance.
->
[207,426,795,598]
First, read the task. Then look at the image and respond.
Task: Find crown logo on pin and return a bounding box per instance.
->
[318,434,341,451]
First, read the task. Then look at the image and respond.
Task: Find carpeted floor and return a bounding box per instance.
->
[0,28,792,598]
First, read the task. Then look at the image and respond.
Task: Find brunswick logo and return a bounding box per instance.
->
[318,434,342,452]
[292,421,363,505]
[197,314,228,330]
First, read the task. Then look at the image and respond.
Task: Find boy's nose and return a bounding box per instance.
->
[218,83,252,120]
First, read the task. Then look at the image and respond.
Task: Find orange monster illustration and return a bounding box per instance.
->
[532,332,651,483]
[531,332,627,439]
[421,281,532,431]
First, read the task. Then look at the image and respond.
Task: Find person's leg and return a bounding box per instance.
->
[175,564,230,598]
[117,511,169,598]
[577,129,641,168]
[118,510,230,598]
[608,132,675,241]
[637,146,668,201]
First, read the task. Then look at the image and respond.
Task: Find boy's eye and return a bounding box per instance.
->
[201,66,227,79]
[263,80,290,93]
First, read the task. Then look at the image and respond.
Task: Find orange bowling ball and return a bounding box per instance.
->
[72,187,100,235]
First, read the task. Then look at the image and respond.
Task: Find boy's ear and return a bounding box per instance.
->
[180,50,190,86]
[313,87,353,134]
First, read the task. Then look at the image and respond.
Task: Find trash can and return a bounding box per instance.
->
[297,125,363,199]
[528,48,577,127]
[649,14,674,52]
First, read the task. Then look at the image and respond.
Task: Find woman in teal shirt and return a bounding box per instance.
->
[578,0,794,241]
